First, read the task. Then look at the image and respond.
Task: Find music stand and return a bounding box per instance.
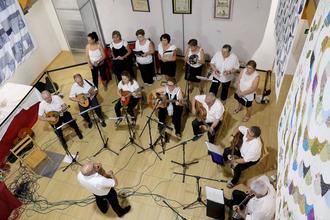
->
[173,172,227,209]
[54,119,81,172]
[138,116,172,160]
[120,107,145,151]
[162,200,187,220]
[160,134,203,182]
[79,105,118,157]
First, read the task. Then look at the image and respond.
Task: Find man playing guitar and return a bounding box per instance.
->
[191,92,224,143]
[38,90,83,149]
[69,73,106,128]
[114,71,141,126]
[151,77,184,139]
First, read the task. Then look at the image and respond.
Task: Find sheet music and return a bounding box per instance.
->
[205,142,221,155]
[205,186,224,204]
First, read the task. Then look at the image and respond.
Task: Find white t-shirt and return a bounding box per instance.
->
[117,80,140,98]
[77,172,115,196]
[135,39,153,64]
[158,43,176,60]
[109,40,128,49]
[245,176,276,220]
[239,126,262,162]
[194,95,224,123]
[69,80,96,99]
[210,51,239,82]
[38,95,64,116]
[239,68,259,101]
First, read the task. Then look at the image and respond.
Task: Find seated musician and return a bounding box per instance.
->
[191,92,224,144]
[224,175,275,220]
[77,162,131,217]
[151,77,184,139]
[114,71,141,126]
[69,73,106,128]
[38,90,83,149]
[223,126,262,188]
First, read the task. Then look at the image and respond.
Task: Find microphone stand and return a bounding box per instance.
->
[162,200,187,220]
[173,172,227,209]
[120,107,145,151]
[54,119,81,172]
[138,116,172,160]
[79,105,118,157]
[139,99,160,137]
[163,135,201,183]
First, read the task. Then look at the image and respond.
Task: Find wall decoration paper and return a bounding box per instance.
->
[274,0,306,98]
[277,1,330,219]
[0,0,34,85]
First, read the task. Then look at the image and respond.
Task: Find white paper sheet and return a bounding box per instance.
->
[205,142,221,155]
[205,186,224,204]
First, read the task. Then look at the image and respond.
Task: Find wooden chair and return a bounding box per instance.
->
[10,135,48,174]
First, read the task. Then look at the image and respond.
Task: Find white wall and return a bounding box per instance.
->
[9,0,64,85]
[95,0,272,67]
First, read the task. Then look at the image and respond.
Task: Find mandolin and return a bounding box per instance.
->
[120,87,142,107]
[148,92,185,109]
[232,194,254,220]
[229,132,244,168]
[76,87,96,108]
[45,105,69,125]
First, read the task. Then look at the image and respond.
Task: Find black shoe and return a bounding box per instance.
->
[118,205,131,217]
[101,121,106,127]
[77,133,83,139]
[88,122,93,128]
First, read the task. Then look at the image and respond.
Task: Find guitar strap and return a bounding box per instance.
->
[84,79,95,88]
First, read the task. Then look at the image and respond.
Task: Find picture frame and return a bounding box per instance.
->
[214,0,232,19]
[172,0,192,14]
[131,0,150,12]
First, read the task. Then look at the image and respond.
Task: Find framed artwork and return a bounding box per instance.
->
[172,0,192,14]
[214,0,232,19]
[131,0,150,12]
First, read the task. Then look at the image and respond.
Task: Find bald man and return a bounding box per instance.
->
[77,162,130,217]
[225,175,276,220]
[191,93,224,143]
[38,90,82,149]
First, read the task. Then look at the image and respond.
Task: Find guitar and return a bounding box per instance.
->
[148,92,185,109]
[120,87,143,107]
[45,105,69,125]
[229,132,244,168]
[76,87,96,108]
[232,194,254,220]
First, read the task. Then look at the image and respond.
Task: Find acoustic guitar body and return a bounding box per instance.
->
[76,94,90,108]
[46,111,60,125]
[195,100,207,121]
[120,91,131,107]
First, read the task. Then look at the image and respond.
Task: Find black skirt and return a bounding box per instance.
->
[185,63,203,82]
[160,60,176,77]
[234,93,253,107]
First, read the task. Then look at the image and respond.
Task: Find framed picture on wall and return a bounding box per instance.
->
[214,0,232,19]
[131,0,150,12]
[172,0,192,14]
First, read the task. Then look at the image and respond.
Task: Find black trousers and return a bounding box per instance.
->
[91,62,108,88]
[158,105,183,134]
[223,147,259,184]
[112,59,134,82]
[79,96,104,123]
[209,78,231,101]
[138,62,154,84]
[191,119,221,144]
[94,188,127,216]
[115,97,140,117]
[53,111,81,148]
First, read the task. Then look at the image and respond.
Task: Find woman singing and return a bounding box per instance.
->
[158,33,177,80]
[234,60,260,122]
[184,39,205,94]
[135,29,155,86]
[86,32,108,90]
[110,31,133,82]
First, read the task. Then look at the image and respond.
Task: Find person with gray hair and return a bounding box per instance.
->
[224,175,276,220]
[223,125,262,188]
[191,92,224,143]
[77,162,131,217]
